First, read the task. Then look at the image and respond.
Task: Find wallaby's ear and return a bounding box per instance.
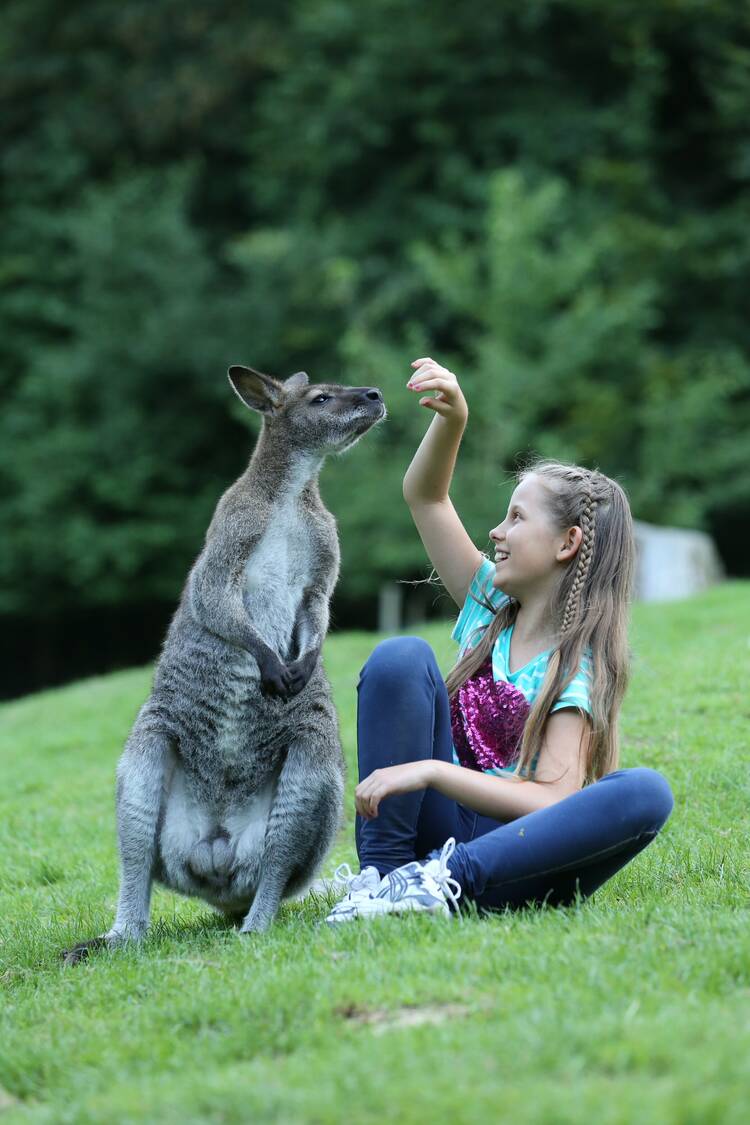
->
[227,366,284,415]
[284,371,309,393]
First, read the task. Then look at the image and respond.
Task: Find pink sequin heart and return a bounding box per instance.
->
[450,656,531,772]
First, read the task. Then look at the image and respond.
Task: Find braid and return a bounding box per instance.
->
[560,474,599,636]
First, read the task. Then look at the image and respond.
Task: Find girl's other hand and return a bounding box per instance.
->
[355,761,435,819]
[407,357,468,425]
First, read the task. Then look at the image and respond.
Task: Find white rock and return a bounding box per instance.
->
[633,519,725,602]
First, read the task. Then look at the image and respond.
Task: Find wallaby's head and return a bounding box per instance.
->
[228,366,386,455]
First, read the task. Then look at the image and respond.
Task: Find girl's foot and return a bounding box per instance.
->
[324,838,462,924]
[323,863,382,922]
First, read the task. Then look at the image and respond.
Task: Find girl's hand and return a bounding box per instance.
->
[355,761,435,819]
[407,357,468,425]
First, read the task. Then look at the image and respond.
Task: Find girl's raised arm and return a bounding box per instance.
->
[402,358,484,608]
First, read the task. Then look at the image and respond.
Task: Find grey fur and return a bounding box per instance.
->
[62,366,385,963]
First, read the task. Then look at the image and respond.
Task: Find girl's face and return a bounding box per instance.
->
[489,474,580,602]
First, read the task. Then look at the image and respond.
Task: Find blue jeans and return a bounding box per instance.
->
[355,637,674,913]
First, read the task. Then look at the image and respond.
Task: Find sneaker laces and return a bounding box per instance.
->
[425,837,463,914]
[378,838,463,915]
[332,863,374,894]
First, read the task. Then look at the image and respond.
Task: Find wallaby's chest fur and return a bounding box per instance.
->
[240,469,325,660]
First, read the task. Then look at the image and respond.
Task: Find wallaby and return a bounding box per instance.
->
[62,366,385,964]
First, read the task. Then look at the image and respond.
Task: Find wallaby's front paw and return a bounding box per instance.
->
[258,652,296,700]
[284,649,318,696]
[259,648,317,700]
[259,667,295,700]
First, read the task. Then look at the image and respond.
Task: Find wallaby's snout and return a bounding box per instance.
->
[228,365,386,456]
[328,385,386,452]
[291,382,385,456]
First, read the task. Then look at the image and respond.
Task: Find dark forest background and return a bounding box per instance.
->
[2,1,749,699]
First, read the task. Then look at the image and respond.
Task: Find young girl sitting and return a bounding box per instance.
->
[326,356,674,923]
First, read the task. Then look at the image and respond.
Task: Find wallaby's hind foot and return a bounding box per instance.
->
[61,935,109,967]
[61,923,143,967]
[238,913,272,936]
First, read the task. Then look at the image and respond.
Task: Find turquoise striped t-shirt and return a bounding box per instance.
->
[450,556,593,777]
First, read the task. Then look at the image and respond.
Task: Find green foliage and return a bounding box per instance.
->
[1,0,749,622]
[0,168,250,612]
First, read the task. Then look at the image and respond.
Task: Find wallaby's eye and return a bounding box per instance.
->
[311,394,331,405]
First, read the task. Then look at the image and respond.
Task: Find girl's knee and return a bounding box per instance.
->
[359,636,437,685]
[605,766,674,833]
[638,767,674,829]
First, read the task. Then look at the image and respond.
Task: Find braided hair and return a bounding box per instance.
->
[560,473,599,637]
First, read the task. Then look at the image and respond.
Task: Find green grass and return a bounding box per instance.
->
[1,583,749,1124]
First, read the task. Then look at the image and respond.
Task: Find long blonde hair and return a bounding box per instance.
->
[444,458,636,784]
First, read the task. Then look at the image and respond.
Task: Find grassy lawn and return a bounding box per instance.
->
[1,583,749,1123]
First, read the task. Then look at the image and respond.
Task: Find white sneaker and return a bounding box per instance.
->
[323,863,382,923]
[325,839,462,924]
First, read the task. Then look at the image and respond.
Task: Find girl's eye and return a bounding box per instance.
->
[312,394,330,404]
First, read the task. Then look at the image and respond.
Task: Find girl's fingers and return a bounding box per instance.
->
[361,784,382,816]
[408,378,454,394]
[421,398,451,415]
[410,357,456,384]
[416,388,452,406]
[408,373,456,413]
[411,387,452,400]
[355,781,378,818]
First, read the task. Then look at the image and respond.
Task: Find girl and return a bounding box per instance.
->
[325,357,674,923]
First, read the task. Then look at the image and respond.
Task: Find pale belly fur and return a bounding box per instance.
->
[157,757,281,910]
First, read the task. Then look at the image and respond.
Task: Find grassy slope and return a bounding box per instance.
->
[1,583,749,1124]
